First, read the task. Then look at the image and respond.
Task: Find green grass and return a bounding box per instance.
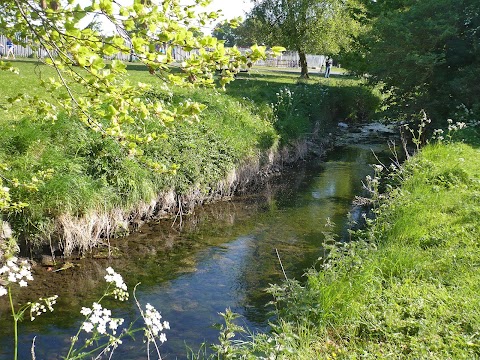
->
[0,60,380,253]
[217,132,480,359]
[0,60,381,261]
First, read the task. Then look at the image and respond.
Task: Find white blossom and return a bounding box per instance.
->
[29,295,58,321]
[80,302,124,337]
[104,267,129,301]
[0,257,33,288]
[81,307,92,316]
[143,303,169,343]
[82,322,94,333]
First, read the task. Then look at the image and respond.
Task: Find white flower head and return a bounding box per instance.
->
[82,322,94,333]
[104,267,129,301]
[29,295,58,321]
[143,303,169,343]
[80,302,124,337]
[0,256,33,288]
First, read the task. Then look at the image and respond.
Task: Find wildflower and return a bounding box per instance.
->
[105,267,129,301]
[81,307,92,316]
[82,322,94,333]
[80,302,124,337]
[0,286,7,297]
[29,295,58,321]
[0,256,33,287]
[143,303,169,342]
[159,333,167,343]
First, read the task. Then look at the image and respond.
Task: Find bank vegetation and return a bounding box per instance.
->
[0,62,379,258]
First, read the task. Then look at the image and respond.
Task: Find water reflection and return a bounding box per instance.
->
[0,144,389,359]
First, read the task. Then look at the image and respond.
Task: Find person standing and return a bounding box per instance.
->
[324,57,332,78]
[6,38,15,59]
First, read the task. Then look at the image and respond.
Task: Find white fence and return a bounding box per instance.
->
[254,51,326,69]
[0,35,325,69]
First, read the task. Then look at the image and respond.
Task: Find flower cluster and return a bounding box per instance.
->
[29,295,58,321]
[432,119,468,143]
[104,266,129,301]
[80,302,124,337]
[270,86,295,122]
[447,118,467,132]
[143,303,170,343]
[0,256,34,295]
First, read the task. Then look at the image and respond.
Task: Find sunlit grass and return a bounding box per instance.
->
[0,59,380,252]
[231,138,480,358]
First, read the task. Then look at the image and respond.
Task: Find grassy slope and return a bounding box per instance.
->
[0,62,277,245]
[0,60,377,251]
[238,130,480,359]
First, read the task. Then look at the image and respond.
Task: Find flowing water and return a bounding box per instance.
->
[0,142,392,359]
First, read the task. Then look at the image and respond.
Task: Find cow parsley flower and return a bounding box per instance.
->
[80,302,124,336]
[0,256,33,291]
[105,267,129,301]
[143,303,169,343]
[29,295,58,321]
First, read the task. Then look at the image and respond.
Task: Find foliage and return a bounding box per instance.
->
[212,21,238,47]
[347,0,480,126]
[0,0,282,159]
[201,125,480,358]
[244,0,362,77]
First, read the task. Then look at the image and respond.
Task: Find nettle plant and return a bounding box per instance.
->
[1,257,169,360]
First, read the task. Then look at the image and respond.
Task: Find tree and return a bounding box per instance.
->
[246,0,360,77]
[349,0,480,124]
[212,21,237,47]
[231,17,265,47]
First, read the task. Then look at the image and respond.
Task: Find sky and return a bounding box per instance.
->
[77,0,254,35]
[203,0,254,32]
[205,0,253,21]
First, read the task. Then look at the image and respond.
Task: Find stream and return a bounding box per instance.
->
[0,141,392,359]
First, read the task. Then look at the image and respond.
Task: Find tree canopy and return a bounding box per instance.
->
[212,21,238,47]
[347,0,480,124]
[244,0,361,77]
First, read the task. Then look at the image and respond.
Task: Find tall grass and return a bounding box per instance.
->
[211,130,480,359]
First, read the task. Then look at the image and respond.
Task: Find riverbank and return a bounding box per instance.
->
[0,62,379,258]
[220,128,480,358]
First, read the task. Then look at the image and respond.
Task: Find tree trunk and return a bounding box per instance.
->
[298,50,309,78]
